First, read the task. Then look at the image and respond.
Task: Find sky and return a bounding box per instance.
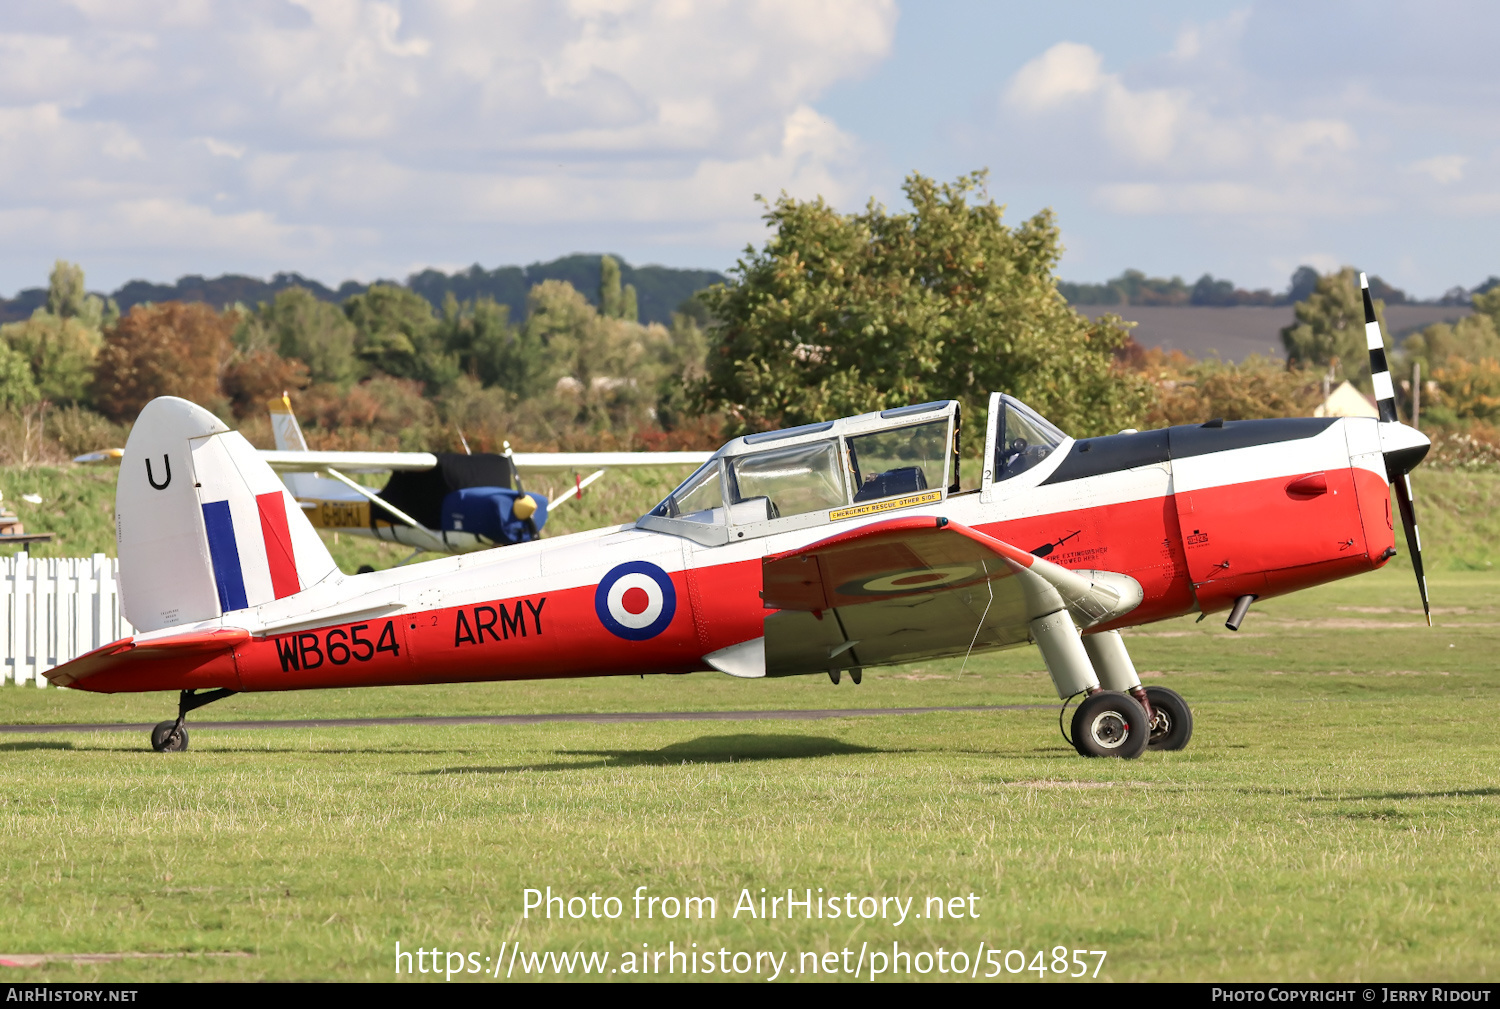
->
[1,0,1496,299]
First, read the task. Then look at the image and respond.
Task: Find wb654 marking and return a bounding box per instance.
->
[275,621,402,672]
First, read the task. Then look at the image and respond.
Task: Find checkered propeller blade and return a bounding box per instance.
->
[1362,272,1431,626]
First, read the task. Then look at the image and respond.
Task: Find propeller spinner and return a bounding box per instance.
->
[1361,272,1432,626]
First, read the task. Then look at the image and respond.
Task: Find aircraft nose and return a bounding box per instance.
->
[1378,421,1430,478]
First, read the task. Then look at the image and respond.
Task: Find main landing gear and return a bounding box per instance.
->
[1034,617,1194,759]
[149,688,237,752]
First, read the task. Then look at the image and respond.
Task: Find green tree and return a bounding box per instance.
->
[243,287,359,386]
[1401,314,1500,375]
[599,255,624,319]
[622,283,639,323]
[0,315,102,403]
[439,296,526,389]
[343,284,458,389]
[1280,267,1386,383]
[697,170,1147,439]
[0,340,39,410]
[44,260,117,329]
[1471,285,1500,325]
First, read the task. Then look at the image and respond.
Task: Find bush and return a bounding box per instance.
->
[222,347,311,419]
[91,302,236,420]
[1126,349,1324,428]
[1428,358,1500,425]
[293,376,439,451]
[47,405,129,458]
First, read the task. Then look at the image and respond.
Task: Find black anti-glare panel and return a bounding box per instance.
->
[1041,417,1338,486]
[1041,429,1171,485]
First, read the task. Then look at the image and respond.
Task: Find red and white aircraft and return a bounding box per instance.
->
[48,275,1431,758]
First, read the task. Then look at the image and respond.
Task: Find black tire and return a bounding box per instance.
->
[356,565,375,574]
[1144,686,1193,751]
[1070,691,1149,759]
[150,720,188,753]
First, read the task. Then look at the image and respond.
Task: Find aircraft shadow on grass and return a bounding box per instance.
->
[0,740,74,751]
[422,733,892,774]
[1305,787,1500,802]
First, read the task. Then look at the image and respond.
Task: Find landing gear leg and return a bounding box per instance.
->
[1033,612,1147,759]
[149,688,237,753]
[1142,686,1193,751]
[1083,630,1192,752]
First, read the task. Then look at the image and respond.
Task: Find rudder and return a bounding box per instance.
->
[118,397,339,632]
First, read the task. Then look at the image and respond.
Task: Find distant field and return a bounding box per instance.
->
[1077,304,1473,362]
[0,567,1495,982]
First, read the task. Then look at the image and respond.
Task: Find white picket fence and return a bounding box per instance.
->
[2,553,133,687]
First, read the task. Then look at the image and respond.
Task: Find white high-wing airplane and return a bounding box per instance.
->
[81,395,711,561]
[260,395,711,558]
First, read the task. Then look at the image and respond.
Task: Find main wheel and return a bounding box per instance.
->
[1070,691,1149,759]
[150,720,189,753]
[1144,686,1193,751]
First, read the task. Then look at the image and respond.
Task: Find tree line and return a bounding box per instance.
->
[1058,267,1423,308]
[0,255,726,329]
[0,257,713,463]
[2,170,1497,471]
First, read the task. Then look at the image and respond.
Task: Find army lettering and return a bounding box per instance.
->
[275,620,401,672]
[454,597,546,647]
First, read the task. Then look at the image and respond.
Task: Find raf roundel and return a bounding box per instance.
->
[595,561,677,641]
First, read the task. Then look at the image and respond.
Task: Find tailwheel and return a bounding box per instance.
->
[1144,686,1193,751]
[1070,691,1149,759]
[150,720,189,753]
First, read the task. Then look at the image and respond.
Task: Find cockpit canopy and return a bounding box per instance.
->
[641,395,1071,545]
[643,401,960,545]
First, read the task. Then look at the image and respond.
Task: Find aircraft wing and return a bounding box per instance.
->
[757,516,1141,677]
[509,451,711,471]
[260,449,710,474]
[261,450,440,473]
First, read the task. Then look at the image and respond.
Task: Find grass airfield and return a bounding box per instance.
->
[0,565,1496,982]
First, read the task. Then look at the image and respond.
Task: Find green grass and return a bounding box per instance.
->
[0,566,1496,982]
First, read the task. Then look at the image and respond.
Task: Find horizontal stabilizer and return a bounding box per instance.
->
[45,627,249,688]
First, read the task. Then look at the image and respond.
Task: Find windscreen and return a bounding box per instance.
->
[995,397,1067,481]
[648,460,724,523]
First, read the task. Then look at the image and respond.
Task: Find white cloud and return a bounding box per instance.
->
[1004,42,1104,110]
[201,138,247,159]
[1407,155,1468,185]
[0,0,896,289]
[1005,39,1358,175]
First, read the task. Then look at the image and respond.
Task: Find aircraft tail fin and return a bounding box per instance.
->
[117,397,340,633]
[268,392,310,451]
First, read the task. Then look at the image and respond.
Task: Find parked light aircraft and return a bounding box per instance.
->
[260,395,711,559]
[49,275,1431,758]
[80,395,712,559]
